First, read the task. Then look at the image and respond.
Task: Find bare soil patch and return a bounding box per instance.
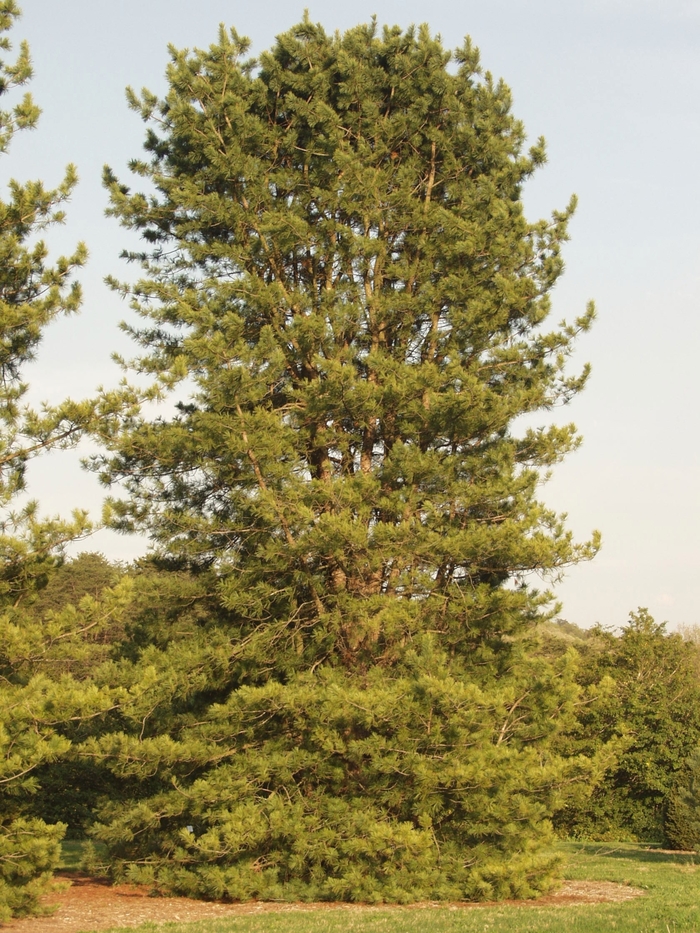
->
[1,873,644,932]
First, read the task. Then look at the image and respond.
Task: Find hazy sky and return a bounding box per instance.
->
[5,0,700,630]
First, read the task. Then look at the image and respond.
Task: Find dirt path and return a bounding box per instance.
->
[1,874,644,932]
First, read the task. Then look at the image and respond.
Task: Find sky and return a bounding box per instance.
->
[4,0,700,630]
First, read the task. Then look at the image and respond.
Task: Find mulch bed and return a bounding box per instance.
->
[1,873,645,932]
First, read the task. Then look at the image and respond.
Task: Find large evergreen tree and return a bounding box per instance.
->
[88,18,600,901]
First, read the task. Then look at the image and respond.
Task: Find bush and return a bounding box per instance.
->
[665,750,700,851]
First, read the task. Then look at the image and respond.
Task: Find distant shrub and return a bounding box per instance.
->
[665,750,700,851]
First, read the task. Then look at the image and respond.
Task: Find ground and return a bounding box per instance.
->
[1,874,644,933]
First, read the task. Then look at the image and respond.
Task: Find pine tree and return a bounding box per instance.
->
[88,17,600,901]
[0,2,110,918]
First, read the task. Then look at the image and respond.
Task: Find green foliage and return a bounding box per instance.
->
[0,0,88,514]
[29,552,121,615]
[0,818,65,922]
[665,749,700,851]
[0,3,118,917]
[554,610,700,843]
[0,584,126,915]
[15,556,134,836]
[86,645,596,902]
[85,17,599,901]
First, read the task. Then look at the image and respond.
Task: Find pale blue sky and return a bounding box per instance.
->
[6,0,700,629]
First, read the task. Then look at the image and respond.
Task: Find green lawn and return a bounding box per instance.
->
[59,840,87,871]
[66,843,700,933]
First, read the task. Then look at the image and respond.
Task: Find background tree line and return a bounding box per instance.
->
[2,1,699,919]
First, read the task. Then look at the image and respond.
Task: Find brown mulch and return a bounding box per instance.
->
[1,873,645,933]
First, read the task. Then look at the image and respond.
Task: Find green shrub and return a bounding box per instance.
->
[664,750,700,851]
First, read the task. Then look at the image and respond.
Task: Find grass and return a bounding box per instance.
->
[59,839,87,871]
[62,842,700,933]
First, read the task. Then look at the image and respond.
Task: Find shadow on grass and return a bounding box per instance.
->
[564,841,698,867]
